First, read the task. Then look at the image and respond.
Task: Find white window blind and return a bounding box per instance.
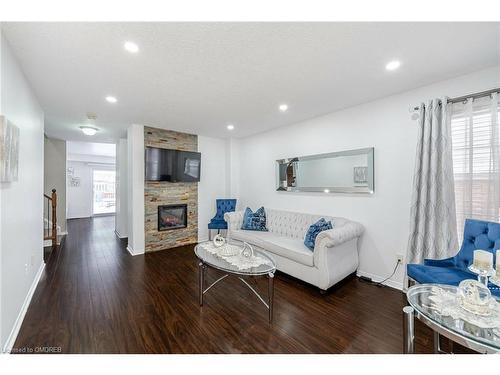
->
[450,92,500,238]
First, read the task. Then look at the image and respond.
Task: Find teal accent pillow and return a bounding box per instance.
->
[304,218,333,250]
[241,207,268,231]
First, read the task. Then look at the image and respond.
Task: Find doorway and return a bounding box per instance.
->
[92,168,116,216]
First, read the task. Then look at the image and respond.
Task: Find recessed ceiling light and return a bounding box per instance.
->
[279,104,289,112]
[105,96,117,103]
[323,189,330,193]
[80,126,98,136]
[124,41,139,53]
[385,60,401,71]
[227,124,235,131]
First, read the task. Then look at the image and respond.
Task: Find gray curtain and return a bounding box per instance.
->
[407,98,458,264]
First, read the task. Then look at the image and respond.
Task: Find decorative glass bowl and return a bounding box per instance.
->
[458,279,494,316]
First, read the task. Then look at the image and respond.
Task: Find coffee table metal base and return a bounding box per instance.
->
[402,305,499,354]
[198,261,275,323]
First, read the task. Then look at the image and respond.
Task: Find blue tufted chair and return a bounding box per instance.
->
[208,199,237,240]
[407,218,500,298]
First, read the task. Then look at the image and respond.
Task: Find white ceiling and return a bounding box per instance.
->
[3,22,500,142]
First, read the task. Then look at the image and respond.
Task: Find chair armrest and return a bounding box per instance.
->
[224,211,244,232]
[423,257,456,268]
[314,221,364,250]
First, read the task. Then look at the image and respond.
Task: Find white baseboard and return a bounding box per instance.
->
[126,245,144,256]
[356,269,403,291]
[115,230,128,239]
[3,262,45,354]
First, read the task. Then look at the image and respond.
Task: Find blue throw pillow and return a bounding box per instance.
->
[304,218,333,250]
[241,207,268,231]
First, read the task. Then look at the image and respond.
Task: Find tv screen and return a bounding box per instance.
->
[145,147,201,182]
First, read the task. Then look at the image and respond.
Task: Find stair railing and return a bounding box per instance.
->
[43,188,57,249]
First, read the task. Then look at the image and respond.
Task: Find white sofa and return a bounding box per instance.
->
[224,208,364,291]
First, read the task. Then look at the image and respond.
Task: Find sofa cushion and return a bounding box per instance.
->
[304,218,333,250]
[241,207,268,231]
[230,229,273,248]
[230,230,314,267]
[408,263,500,298]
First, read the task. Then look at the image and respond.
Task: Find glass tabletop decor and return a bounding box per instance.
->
[405,283,500,353]
[195,239,276,276]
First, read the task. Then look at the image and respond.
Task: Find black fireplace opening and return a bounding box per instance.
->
[158,204,188,231]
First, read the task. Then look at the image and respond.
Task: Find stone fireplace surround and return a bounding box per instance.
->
[144,126,198,252]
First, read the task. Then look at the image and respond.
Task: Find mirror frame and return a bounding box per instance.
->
[275,147,374,194]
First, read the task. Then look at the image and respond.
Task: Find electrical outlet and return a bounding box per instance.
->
[396,253,404,263]
[24,263,29,274]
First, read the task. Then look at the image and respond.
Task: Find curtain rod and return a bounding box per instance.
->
[411,87,500,111]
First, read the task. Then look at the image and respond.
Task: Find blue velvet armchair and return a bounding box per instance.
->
[407,218,500,298]
[208,199,237,240]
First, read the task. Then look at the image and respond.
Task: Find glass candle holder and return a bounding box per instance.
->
[473,249,493,271]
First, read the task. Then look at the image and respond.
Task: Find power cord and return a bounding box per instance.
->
[359,259,402,288]
[375,259,402,287]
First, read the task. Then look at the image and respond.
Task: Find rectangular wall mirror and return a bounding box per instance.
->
[276,147,374,194]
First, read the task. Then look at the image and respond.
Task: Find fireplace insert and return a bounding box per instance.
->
[158,204,188,231]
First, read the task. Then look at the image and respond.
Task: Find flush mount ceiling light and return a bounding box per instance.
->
[385,60,401,71]
[80,126,98,136]
[227,124,235,131]
[80,113,98,135]
[105,96,117,103]
[124,41,139,53]
[279,104,289,112]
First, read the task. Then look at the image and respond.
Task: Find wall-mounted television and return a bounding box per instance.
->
[145,147,201,182]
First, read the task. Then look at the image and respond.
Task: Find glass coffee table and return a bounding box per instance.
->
[403,284,500,354]
[194,240,277,323]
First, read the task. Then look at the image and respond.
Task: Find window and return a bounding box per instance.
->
[450,93,500,238]
[92,169,116,215]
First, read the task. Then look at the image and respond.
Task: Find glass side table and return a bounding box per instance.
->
[403,284,500,354]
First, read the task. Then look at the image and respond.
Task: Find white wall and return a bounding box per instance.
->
[226,138,241,201]
[44,137,67,233]
[66,160,93,219]
[115,138,128,238]
[127,124,145,255]
[198,136,228,241]
[233,65,500,290]
[0,33,45,351]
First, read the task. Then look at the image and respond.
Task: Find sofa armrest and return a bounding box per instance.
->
[314,221,364,250]
[313,221,363,269]
[224,211,244,232]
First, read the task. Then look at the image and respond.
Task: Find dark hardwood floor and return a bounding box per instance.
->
[14,216,442,354]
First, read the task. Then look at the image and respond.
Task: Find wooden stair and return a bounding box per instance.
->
[44,189,57,251]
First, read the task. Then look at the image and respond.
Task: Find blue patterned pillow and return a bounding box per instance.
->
[241,207,268,231]
[304,218,333,250]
